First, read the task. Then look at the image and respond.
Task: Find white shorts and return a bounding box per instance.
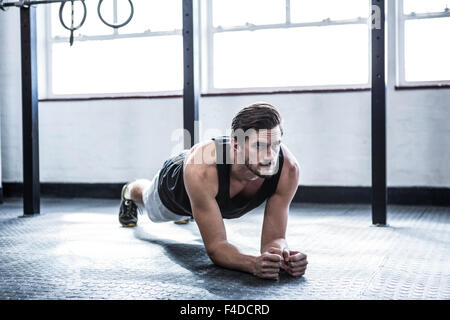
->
[141,169,190,223]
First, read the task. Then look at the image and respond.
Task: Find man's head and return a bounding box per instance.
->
[231,102,283,178]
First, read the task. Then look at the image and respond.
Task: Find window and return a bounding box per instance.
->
[46,0,374,97]
[203,0,371,93]
[397,0,450,86]
[46,0,183,97]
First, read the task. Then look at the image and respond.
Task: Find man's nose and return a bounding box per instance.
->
[261,146,275,161]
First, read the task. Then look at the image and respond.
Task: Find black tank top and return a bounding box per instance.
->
[157,136,285,219]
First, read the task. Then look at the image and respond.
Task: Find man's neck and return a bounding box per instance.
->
[230,163,260,183]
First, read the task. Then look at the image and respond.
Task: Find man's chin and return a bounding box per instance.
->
[248,165,277,178]
[257,170,276,179]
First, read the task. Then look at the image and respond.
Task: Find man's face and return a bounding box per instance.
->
[242,126,282,178]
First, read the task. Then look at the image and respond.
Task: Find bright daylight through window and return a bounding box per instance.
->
[48,0,434,96]
[400,0,450,84]
[49,0,183,96]
[210,0,371,91]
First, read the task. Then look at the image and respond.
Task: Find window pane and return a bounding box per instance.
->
[119,0,182,34]
[404,17,450,82]
[51,0,113,38]
[213,25,369,88]
[213,0,285,27]
[403,0,450,14]
[51,36,183,94]
[291,0,370,23]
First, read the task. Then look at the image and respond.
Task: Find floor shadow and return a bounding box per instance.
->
[133,226,306,299]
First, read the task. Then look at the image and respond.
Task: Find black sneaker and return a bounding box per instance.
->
[119,184,141,227]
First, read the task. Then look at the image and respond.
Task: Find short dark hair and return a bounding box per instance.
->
[231,102,283,139]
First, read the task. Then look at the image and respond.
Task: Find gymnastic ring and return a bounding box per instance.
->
[0,0,8,11]
[97,0,134,29]
[59,0,87,32]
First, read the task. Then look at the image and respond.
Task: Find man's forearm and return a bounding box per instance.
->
[261,238,288,254]
[208,241,256,275]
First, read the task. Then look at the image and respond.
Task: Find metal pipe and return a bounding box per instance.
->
[1,0,83,8]
[213,17,368,33]
[52,29,182,42]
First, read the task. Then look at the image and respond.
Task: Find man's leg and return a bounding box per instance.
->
[118,179,151,227]
[123,179,151,206]
[120,177,191,226]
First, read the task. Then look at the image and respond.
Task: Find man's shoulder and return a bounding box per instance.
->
[280,143,300,175]
[276,144,300,195]
[183,140,219,189]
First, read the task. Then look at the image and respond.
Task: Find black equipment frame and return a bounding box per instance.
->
[371,0,387,226]
[182,0,200,149]
[20,5,40,216]
[8,0,388,224]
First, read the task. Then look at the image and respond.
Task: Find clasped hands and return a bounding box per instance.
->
[253,247,308,279]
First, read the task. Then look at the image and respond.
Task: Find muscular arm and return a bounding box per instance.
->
[259,146,308,278]
[260,146,300,254]
[184,162,257,275]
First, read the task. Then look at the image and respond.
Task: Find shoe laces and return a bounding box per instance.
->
[124,199,143,217]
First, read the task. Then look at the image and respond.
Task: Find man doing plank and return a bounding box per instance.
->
[119,102,308,279]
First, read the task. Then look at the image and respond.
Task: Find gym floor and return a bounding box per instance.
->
[0,198,449,300]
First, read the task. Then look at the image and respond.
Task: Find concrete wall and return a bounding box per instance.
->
[0,7,22,189]
[0,6,449,188]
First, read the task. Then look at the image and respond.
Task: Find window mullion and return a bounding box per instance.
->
[206,0,215,92]
[403,11,450,20]
[113,0,118,35]
[286,0,291,24]
[397,0,406,85]
[46,4,54,97]
[213,18,368,34]
[52,30,181,43]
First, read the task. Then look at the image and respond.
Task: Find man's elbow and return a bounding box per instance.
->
[205,241,228,264]
[206,247,216,261]
[207,252,220,266]
[206,249,221,266]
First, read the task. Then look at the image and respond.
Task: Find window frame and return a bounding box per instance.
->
[44,0,183,99]
[202,0,372,95]
[396,0,450,88]
[44,0,374,100]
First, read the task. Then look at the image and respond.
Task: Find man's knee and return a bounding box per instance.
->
[128,179,151,204]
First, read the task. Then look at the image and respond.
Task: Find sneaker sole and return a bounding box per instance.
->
[121,223,136,227]
[174,219,190,225]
